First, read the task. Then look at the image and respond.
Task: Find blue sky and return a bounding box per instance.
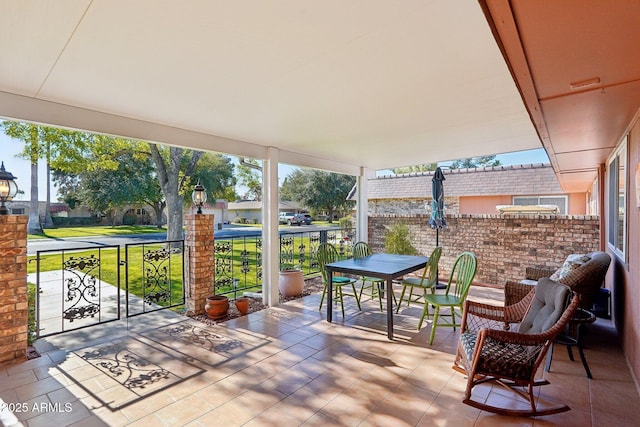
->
[1,131,549,203]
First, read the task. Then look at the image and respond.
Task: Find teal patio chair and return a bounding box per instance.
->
[421,251,477,344]
[396,246,442,313]
[317,243,361,317]
[352,241,385,311]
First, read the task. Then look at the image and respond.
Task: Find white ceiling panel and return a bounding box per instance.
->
[0,0,541,172]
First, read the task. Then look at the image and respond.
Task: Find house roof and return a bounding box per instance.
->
[356,163,564,200]
[228,200,301,211]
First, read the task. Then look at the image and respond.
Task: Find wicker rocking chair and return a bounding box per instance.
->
[453,278,580,417]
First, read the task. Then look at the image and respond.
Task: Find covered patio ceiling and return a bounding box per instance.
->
[1,1,638,192]
[0,1,538,176]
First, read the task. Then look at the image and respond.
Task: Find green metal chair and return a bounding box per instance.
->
[420,251,477,344]
[352,242,385,311]
[317,243,361,317]
[395,246,442,313]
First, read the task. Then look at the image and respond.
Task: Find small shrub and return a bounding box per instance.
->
[384,222,418,255]
[122,213,136,226]
[339,216,352,230]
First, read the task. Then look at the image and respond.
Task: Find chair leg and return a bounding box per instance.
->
[396,286,408,313]
[318,283,328,311]
[338,286,345,317]
[376,282,383,311]
[418,301,431,330]
[545,342,555,372]
[358,280,366,302]
[428,307,440,345]
[350,283,361,311]
[575,324,593,379]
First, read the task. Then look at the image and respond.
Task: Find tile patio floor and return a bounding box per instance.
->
[1,284,638,426]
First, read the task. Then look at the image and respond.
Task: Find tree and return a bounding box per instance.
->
[279,169,306,202]
[191,153,237,203]
[391,163,438,174]
[148,144,204,241]
[236,158,262,201]
[1,122,65,233]
[450,155,501,169]
[53,143,163,225]
[280,169,355,222]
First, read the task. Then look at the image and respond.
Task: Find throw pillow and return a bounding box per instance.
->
[549,254,591,281]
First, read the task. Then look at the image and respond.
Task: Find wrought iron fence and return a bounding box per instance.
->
[125,240,185,317]
[34,245,121,338]
[213,227,356,299]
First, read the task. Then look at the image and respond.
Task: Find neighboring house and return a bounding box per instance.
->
[191,199,228,227]
[227,200,303,224]
[350,163,588,216]
[7,201,70,218]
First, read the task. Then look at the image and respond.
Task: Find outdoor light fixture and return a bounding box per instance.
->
[192,181,207,214]
[0,161,18,215]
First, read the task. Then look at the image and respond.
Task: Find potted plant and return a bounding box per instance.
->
[234,297,250,315]
[279,263,304,297]
[205,293,229,320]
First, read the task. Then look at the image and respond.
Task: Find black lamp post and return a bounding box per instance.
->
[0,161,18,215]
[192,182,207,214]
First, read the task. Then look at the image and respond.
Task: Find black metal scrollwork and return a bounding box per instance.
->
[63,255,100,321]
[142,248,172,306]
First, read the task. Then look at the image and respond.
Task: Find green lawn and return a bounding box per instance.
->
[28,225,166,239]
[28,226,349,301]
[29,243,184,307]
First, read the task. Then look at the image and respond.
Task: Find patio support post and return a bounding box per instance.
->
[262,147,280,306]
[185,213,215,315]
[0,215,28,366]
[356,167,370,243]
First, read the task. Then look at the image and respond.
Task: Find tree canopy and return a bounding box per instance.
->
[280,169,355,222]
[390,155,501,175]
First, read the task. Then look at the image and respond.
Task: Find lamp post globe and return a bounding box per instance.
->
[192,182,207,214]
[0,161,18,215]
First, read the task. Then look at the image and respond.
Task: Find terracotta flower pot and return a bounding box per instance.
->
[279,269,304,297]
[234,297,250,315]
[205,295,229,320]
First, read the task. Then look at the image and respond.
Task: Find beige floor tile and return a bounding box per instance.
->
[1,285,635,426]
[153,394,214,426]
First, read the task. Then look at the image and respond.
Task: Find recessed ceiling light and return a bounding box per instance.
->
[569,77,601,90]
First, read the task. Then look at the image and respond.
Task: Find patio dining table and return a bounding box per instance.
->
[324,253,429,340]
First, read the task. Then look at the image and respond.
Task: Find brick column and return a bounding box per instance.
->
[0,215,28,367]
[185,213,214,315]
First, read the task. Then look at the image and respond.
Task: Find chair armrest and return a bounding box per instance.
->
[504,280,534,306]
[525,266,556,280]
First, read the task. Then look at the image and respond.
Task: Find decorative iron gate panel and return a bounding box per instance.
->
[125,240,185,317]
[34,245,121,338]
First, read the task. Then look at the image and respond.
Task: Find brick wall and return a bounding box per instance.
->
[184,213,215,315]
[369,213,600,285]
[0,215,28,366]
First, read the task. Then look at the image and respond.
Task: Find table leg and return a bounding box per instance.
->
[327,270,333,323]
[387,278,394,340]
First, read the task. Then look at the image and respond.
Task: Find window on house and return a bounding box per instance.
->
[512,196,567,214]
[11,208,25,215]
[608,137,627,257]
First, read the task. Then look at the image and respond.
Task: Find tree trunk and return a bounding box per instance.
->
[151,200,166,228]
[43,156,54,228]
[27,161,42,234]
[148,144,203,242]
[165,191,183,241]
